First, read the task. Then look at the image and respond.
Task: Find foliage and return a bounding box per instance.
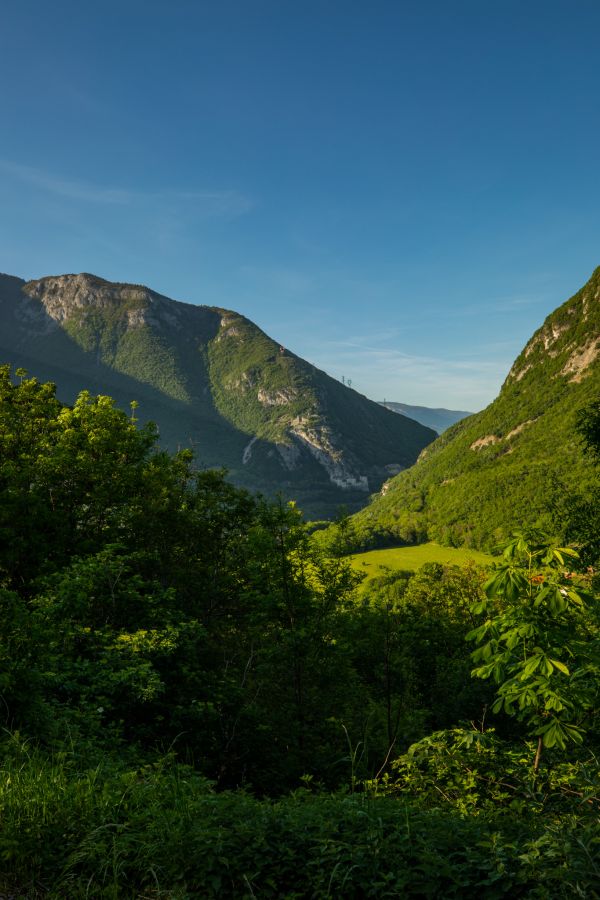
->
[0,367,369,789]
[0,367,599,896]
[468,534,600,768]
[2,744,600,898]
[338,563,493,778]
[389,726,600,815]
[577,397,600,459]
[562,397,600,572]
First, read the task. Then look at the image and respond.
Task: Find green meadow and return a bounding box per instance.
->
[350,542,494,583]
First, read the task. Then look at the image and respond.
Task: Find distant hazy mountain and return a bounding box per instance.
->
[0,272,435,518]
[379,402,473,434]
[352,267,600,548]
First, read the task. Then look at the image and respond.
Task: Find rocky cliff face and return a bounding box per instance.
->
[506,271,600,386]
[0,272,435,517]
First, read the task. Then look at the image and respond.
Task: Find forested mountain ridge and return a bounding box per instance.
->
[379,401,473,433]
[350,266,600,549]
[0,271,434,517]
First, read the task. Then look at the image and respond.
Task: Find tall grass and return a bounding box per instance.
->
[1,734,598,898]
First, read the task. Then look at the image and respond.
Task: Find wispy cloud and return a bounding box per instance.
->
[0,159,253,218]
[449,292,550,319]
[298,334,509,409]
[0,160,132,205]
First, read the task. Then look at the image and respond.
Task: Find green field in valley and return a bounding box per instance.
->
[350,541,495,583]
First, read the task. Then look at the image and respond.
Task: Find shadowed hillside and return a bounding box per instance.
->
[0,272,435,517]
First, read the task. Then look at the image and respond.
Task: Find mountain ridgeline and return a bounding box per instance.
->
[350,267,600,550]
[379,401,473,434]
[0,272,435,517]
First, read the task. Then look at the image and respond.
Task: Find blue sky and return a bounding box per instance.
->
[2,0,600,409]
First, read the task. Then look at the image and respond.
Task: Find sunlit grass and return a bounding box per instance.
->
[350,542,494,583]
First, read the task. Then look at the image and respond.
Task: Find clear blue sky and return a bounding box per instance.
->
[2,0,600,409]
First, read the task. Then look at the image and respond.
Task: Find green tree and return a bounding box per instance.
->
[468,534,599,771]
[577,398,600,459]
[340,563,491,779]
[0,366,158,591]
[563,398,600,571]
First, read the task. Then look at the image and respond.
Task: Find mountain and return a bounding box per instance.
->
[379,402,473,434]
[350,267,600,549]
[0,272,435,518]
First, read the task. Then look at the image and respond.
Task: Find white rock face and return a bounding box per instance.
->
[290,425,369,491]
[21,274,184,332]
[470,434,501,450]
[505,420,535,440]
[216,314,241,341]
[508,362,533,382]
[470,420,535,451]
[561,337,600,382]
[257,388,297,406]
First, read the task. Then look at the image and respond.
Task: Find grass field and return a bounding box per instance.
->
[350,542,494,584]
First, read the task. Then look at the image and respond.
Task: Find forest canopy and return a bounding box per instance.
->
[0,366,598,898]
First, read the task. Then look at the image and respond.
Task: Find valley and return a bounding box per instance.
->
[3,4,600,894]
[0,266,598,897]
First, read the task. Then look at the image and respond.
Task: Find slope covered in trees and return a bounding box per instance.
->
[0,273,434,518]
[0,366,598,896]
[349,267,600,550]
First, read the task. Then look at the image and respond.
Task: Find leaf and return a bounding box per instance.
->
[541,723,557,748]
[466,624,489,642]
[521,656,541,678]
[563,723,584,744]
[559,547,579,559]
[469,600,489,615]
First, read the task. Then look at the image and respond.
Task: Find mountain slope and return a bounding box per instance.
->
[0,272,435,517]
[379,402,473,433]
[351,267,600,549]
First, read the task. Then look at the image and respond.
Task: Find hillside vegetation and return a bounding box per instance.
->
[0,366,598,896]
[0,272,434,518]
[350,267,600,550]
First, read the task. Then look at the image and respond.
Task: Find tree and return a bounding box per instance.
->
[577,398,600,460]
[563,398,600,571]
[467,534,599,771]
[0,366,158,591]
